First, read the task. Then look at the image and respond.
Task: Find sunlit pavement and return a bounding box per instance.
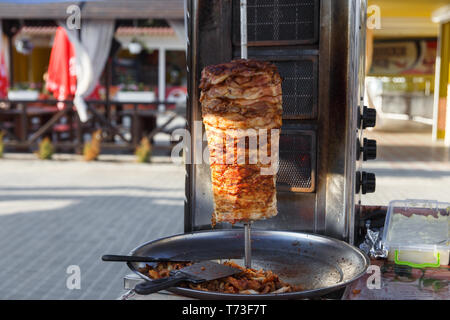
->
[0,155,185,299]
[363,129,450,205]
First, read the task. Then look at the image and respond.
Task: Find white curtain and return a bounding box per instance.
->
[168,19,186,49]
[62,20,115,122]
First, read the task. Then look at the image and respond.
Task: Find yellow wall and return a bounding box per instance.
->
[368,0,449,18]
[367,0,446,38]
[436,22,450,140]
[12,46,51,85]
[12,48,29,84]
[439,23,449,98]
[30,47,51,83]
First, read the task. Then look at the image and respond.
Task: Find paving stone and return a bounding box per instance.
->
[363,131,450,205]
[0,158,184,299]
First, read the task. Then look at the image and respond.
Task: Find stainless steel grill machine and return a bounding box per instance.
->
[184,0,377,243]
[119,0,376,299]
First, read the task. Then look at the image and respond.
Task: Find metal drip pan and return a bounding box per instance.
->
[127,230,369,299]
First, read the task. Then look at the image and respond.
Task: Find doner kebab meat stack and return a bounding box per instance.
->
[199,59,282,225]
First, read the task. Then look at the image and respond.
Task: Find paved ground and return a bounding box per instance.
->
[0,129,448,299]
[0,155,185,299]
[363,130,450,205]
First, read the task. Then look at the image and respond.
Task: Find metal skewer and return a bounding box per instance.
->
[240,0,248,59]
[244,222,252,268]
[240,0,252,269]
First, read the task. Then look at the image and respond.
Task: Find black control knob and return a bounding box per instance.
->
[355,171,376,194]
[362,171,376,194]
[358,106,377,129]
[362,138,377,161]
[356,171,361,193]
[356,138,377,161]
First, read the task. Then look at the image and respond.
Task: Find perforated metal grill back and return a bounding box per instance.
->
[277,131,316,192]
[274,59,317,119]
[230,0,319,192]
[233,0,319,45]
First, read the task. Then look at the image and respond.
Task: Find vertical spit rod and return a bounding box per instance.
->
[244,222,252,268]
[240,0,248,59]
[240,0,252,269]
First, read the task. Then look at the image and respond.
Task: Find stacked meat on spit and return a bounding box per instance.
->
[199,59,282,225]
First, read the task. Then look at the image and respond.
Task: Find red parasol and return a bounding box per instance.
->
[46,27,77,108]
[0,51,8,98]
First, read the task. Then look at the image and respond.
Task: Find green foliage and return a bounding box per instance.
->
[37,137,54,160]
[135,137,152,163]
[10,82,41,91]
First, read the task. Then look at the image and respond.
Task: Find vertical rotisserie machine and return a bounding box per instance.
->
[184,0,377,243]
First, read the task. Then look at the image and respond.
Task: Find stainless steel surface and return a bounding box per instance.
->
[240,0,247,59]
[120,288,195,300]
[124,274,145,290]
[185,0,367,242]
[185,0,234,231]
[240,0,251,270]
[127,230,370,299]
[323,0,364,241]
[356,0,368,241]
[244,222,251,268]
[343,0,365,243]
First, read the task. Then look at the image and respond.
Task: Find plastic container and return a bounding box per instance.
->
[382,199,450,267]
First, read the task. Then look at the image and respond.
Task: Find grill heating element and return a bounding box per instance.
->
[278,131,315,192]
[274,59,317,119]
[232,0,319,45]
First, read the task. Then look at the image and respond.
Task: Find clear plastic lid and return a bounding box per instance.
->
[382,199,450,251]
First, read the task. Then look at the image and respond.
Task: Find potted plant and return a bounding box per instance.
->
[0,131,4,158]
[36,137,54,160]
[8,83,40,101]
[83,129,102,161]
[114,77,155,103]
[135,137,152,163]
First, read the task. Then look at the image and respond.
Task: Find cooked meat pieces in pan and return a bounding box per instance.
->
[138,261,302,294]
